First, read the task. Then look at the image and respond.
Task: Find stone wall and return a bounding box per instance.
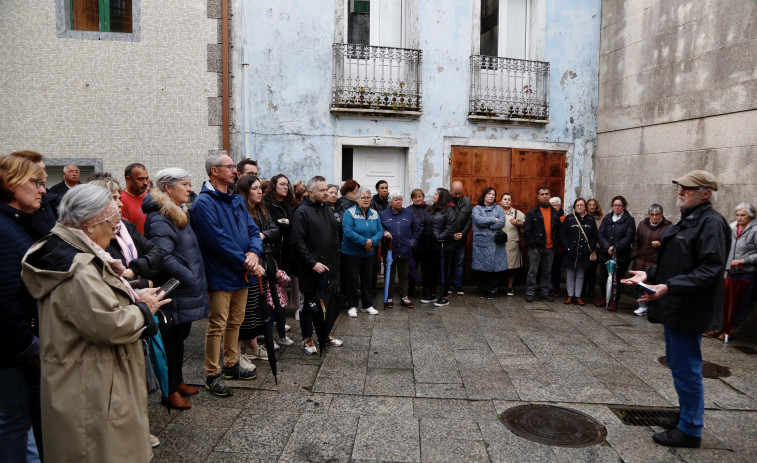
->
[597,0,757,223]
[0,0,219,184]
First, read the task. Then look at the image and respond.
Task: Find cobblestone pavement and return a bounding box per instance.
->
[148,290,757,462]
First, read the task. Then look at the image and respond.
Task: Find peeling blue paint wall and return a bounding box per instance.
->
[238,0,600,202]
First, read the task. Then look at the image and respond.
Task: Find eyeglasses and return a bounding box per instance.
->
[214,164,236,171]
[30,177,46,189]
[676,184,700,193]
[359,196,372,201]
[103,216,122,234]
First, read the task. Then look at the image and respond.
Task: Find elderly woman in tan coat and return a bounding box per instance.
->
[21,184,170,463]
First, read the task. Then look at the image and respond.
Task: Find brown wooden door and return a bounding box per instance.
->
[450,146,566,284]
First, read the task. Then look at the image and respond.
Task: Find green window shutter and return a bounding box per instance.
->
[99,0,110,32]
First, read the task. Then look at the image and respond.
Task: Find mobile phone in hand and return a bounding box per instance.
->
[160,278,180,297]
[637,282,657,295]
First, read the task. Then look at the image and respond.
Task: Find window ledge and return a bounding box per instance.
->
[331,107,422,120]
[468,114,549,126]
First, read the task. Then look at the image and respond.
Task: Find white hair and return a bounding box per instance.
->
[205,151,224,176]
[58,184,113,226]
[387,191,403,203]
[735,202,756,218]
[356,186,372,198]
[549,197,561,205]
[156,168,192,192]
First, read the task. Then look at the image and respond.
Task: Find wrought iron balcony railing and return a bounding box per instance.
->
[468,55,549,123]
[332,43,422,118]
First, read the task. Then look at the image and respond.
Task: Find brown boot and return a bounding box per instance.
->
[607,300,618,311]
[178,382,199,397]
[563,297,573,304]
[594,298,606,307]
[576,298,585,306]
[166,391,191,410]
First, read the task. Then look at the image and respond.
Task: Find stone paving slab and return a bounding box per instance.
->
[149,291,757,462]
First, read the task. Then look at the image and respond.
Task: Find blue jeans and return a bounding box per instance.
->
[526,248,555,296]
[0,366,39,463]
[664,326,704,437]
[451,244,466,288]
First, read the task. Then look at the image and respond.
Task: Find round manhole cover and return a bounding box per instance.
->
[657,356,731,378]
[500,404,607,448]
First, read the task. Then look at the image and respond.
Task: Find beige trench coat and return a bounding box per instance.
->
[21,224,153,463]
[502,208,526,269]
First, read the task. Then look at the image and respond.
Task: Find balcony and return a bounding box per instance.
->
[468,55,550,124]
[331,43,422,119]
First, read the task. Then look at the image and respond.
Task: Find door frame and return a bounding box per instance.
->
[333,135,418,201]
[443,136,575,203]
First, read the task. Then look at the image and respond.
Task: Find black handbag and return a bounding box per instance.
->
[494,230,508,244]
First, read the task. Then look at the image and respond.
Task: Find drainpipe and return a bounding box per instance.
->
[222,0,230,151]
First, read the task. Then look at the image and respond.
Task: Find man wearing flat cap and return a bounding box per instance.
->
[623,170,730,447]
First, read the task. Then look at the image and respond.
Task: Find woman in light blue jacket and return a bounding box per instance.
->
[472,187,508,299]
[341,187,384,317]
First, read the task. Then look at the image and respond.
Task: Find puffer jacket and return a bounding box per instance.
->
[471,204,508,272]
[597,211,636,263]
[291,195,341,292]
[631,216,672,271]
[727,219,757,274]
[379,206,421,259]
[560,212,598,270]
[191,181,263,291]
[21,224,157,463]
[0,202,43,367]
[422,204,456,251]
[342,205,384,258]
[647,202,731,333]
[263,195,295,273]
[143,189,209,324]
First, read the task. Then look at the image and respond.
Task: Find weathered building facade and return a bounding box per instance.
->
[231,0,602,210]
[596,0,757,221]
[0,0,221,184]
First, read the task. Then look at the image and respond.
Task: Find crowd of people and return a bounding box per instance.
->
[2,147,756,460]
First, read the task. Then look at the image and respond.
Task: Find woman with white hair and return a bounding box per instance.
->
[705,202,757,339]
[142,168,210,409]
[22,184,170,463]
[379,191,421,307]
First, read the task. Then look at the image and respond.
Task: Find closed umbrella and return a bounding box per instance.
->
[310,272,348,356]
[256,278,278,384]
[147,322,169,400]
[605,258,617,309]
[383,237,393,305]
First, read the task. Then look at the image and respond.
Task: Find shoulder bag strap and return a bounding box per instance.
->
[576,213,591,248]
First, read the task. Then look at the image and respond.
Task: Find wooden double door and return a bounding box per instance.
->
[450,146,566,283]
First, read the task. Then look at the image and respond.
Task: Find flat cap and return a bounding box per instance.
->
[672,170,718,191]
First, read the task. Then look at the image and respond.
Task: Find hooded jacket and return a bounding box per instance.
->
[647,202,731,333]
[143,189,209,324]
[21,224,157,463]
[291,195,341,292]
[191,181,263,291]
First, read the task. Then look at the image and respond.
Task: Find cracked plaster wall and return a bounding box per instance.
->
[237,0,600,205]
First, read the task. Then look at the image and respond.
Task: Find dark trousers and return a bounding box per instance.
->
[478,271,494,297]
[526,247,555,296]
[386,257,410,300]
[583,261,599,298]
[598,259,631,302]
[161,322,192,394]
[551,252,563,291]
[409,249,424,296]
[422,246,451,298]
[343,255,374,309]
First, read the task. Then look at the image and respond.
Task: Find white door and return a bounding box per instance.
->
[352,146,406,203]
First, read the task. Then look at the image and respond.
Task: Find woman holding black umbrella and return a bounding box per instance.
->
[238,175,294,347]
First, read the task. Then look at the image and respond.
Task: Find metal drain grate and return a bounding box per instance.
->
[609,406,679,426]
[658,356,732,378]
[500,404,607,448]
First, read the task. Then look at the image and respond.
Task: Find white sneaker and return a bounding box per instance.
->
[273,341,280,350]
[278,336,294,346]
[150,434,160,448]
[285,324,291,332]
[302,337,317,355]
[328,334,343,347]
[634,306,648,316]
[347,307,358,318]
[239,355,257,372]
[361,306,379,315]
[244,345,268,360]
